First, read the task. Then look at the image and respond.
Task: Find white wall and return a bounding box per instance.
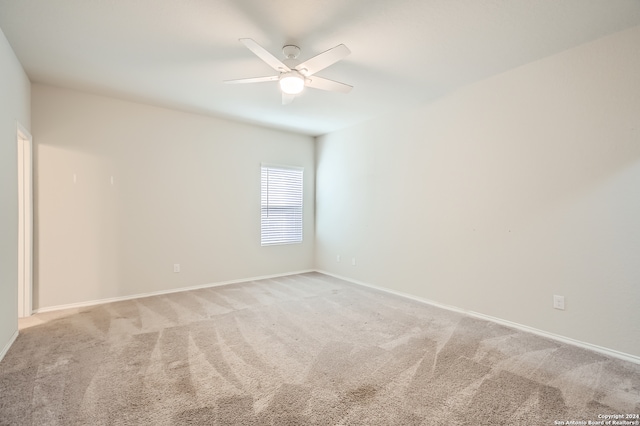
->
[316,26,640,358]
[0,27,31,355]
[32,85,315,310]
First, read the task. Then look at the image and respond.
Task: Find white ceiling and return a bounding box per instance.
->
[1,1,640,136]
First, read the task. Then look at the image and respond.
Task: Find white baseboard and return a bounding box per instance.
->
[34,270,315,314]
[316,270,640,365]
[29,268,640,365]
[0,330,19,362]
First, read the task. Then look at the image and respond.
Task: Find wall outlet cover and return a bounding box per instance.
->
[553,295,565,310]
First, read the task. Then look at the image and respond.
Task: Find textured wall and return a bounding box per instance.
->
[0,26,31,356]
[32,85,315,309]
[316,26,640,357]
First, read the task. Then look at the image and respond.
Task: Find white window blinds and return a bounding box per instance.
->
[261,164,303,246]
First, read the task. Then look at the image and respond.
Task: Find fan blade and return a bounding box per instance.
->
[305,76,353,93]
[282,93,295,105]
[295,44,350,76]
[224,76,279,84]
[240,38,290,73]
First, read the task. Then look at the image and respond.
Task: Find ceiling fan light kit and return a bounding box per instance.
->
[279,71,305,95]
[225,38,352,104]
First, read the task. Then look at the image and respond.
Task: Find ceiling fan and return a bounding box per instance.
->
[225,38,353,105]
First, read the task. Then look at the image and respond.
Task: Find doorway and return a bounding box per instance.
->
[17,122,32,318]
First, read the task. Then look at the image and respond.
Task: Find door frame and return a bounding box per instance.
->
[17,122,32,318]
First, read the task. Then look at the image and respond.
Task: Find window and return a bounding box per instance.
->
[261,164,303,246]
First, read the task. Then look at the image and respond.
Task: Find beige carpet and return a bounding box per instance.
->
[1,272,639,425]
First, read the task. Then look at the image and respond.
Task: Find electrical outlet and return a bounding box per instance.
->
[337,255,341,262]
[173,264,180,273]
[553,295,565,310]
